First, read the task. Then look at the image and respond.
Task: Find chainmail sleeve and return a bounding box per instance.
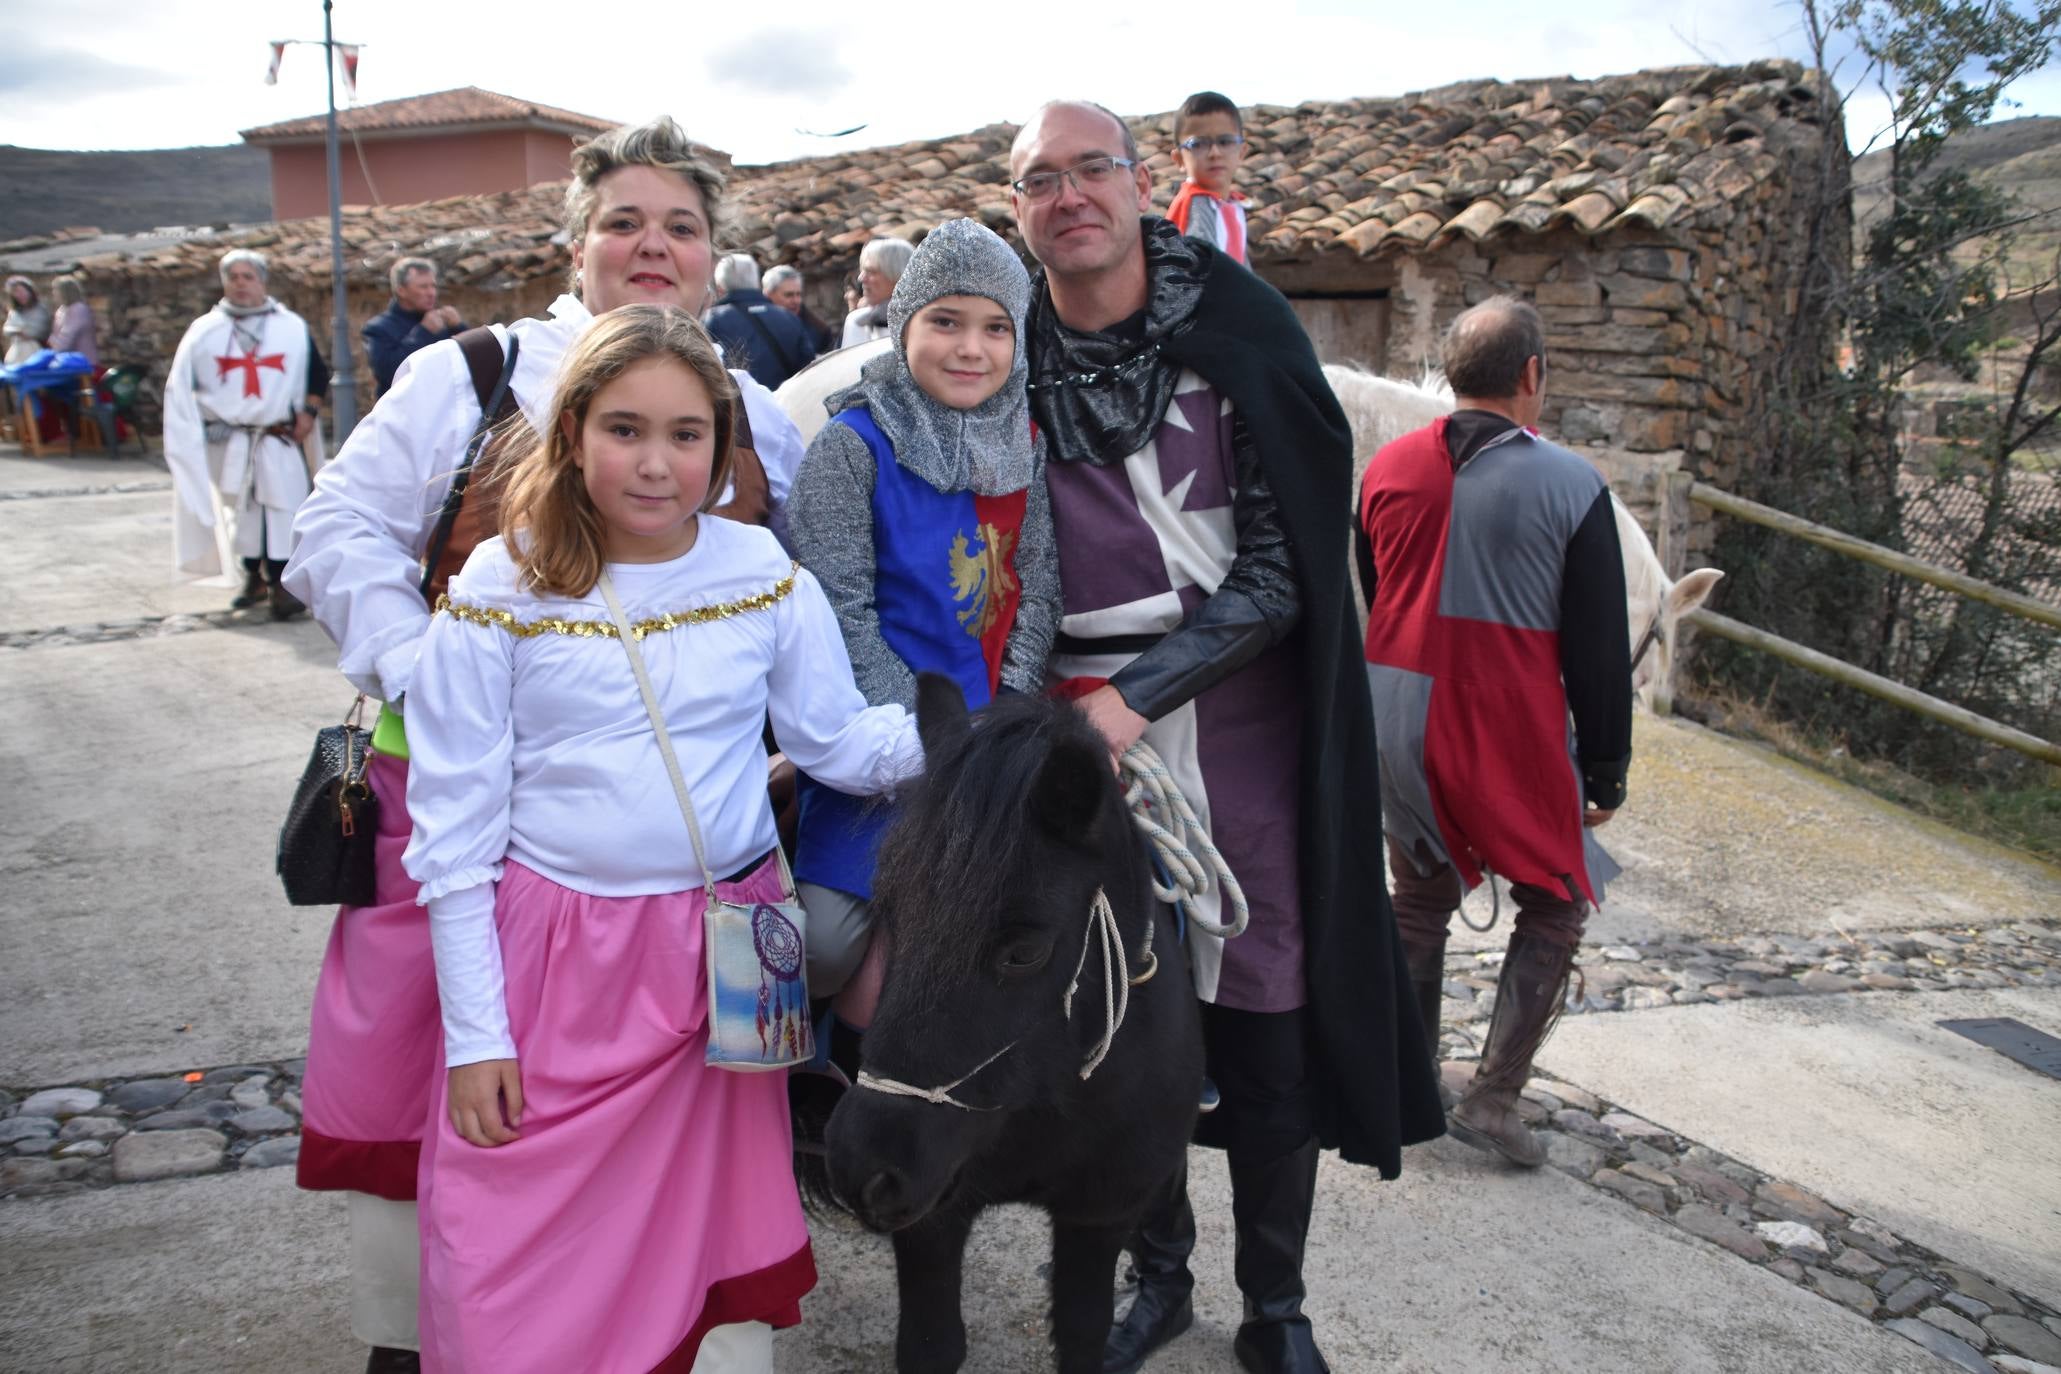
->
[785,420,917,711]
[1000,437,1060,694]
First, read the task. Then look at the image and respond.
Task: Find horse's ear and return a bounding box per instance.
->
[1030,735,1107,846]
[915,672,972,760]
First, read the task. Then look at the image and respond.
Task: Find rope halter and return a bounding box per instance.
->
[853,741,1240,1112]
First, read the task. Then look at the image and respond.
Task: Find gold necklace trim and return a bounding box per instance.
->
[437,564,797,640]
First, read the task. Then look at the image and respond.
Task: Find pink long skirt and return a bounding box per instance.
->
[417,859,816,1374]
[298,750,439,1200]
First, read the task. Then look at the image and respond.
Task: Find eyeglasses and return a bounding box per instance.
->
[1011,156,1140,204]
[1177,134,1246,153]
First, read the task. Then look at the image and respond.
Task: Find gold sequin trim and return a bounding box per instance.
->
[437,564,797,640]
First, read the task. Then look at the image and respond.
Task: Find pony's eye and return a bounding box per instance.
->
[997,939,1052,977]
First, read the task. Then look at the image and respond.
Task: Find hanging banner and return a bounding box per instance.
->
[264,41,287,85]
[338,45,360,102]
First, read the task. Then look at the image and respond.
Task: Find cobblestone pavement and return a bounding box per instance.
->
[8,918,2058,1371]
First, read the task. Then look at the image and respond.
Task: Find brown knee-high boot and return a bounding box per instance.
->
[1447,929,1575,1168]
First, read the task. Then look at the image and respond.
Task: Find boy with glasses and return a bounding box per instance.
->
[1167,91,1249,264]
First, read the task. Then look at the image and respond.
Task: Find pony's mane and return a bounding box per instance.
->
[871,692,1115,979]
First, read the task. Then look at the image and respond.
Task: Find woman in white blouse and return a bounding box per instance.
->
[406,306,920,1372]
[278,116,809,1374]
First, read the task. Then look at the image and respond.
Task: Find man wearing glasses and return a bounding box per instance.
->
[1009,101,1445,1374]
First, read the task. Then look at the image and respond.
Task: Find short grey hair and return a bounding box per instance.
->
[1011,100,1141,172]
[564,116,728,248]
[218,248,270,284]
[53,275,86,306]
[714,253,760,293]
[763,264,802,293]
[389,256,435,293]
[859,236,916,283]
[1442,295,1546,399]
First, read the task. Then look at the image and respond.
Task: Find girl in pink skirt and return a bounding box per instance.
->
[401,305,922,1373]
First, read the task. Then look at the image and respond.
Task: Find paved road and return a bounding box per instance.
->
[3,448,2057,1373]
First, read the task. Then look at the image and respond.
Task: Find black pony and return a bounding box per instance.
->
[825,675,1204,1374]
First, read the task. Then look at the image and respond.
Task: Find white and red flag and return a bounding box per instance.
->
[338,45,360,101]
[264,41,287,85]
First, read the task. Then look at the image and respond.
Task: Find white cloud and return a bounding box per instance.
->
[0,0,2050,161]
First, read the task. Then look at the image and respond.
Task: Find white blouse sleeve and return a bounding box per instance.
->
[401,546,520,1066]
[283,337,482,702]
[767,567,924,795]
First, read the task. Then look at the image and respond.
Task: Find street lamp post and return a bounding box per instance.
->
[321,0,357,443]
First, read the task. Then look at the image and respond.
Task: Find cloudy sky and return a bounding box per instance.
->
[2,0,2055,164]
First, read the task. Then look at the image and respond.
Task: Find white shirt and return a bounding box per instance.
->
[405,519,923,1066]
[283,294,807,704]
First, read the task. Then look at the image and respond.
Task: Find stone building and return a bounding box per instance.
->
[50,59,1845,567]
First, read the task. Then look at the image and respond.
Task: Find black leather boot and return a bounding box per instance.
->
[1401,936,1453,1111]
[266,559,306,621]
[230,561,267,610]
[1229,1138,1328,1374]
[1102,1162,1196,1373]
[364,1349,420,1374]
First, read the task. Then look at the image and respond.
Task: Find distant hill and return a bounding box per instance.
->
[0,144,270,242]
[1853,116,2061,245]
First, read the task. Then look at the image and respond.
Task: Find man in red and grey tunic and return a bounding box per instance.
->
[1357,295,1633,1170]
[163,248,328,618]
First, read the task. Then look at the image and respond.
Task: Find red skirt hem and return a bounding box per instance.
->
[648,1242,818,1373]
[296,1127,421,1201]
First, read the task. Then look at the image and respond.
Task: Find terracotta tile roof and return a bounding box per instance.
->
[725,59,1831,271]
[241,86,617,143]
[94,61,1829,292]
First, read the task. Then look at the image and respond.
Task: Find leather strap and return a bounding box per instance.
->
[417,328,520,603]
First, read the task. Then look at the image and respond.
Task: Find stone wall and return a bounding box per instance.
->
[65,267,561,434]
[1362,138,1845,570]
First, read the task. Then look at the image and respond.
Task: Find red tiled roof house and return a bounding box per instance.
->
[240,86,618,220]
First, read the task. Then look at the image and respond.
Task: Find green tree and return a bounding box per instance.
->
[1711,0,2061,774]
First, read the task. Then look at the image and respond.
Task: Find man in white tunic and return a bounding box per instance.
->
[163,249,329,618]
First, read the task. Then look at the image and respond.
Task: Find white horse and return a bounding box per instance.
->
[1323,363,1722,711]
[772,347,1719,708]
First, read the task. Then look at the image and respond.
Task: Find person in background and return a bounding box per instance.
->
[765,264,837,354]
[161,249,328,619]
[839,237,915,348]
[48,276,98,363]
[1166,91,1250,266]
[4,276,51,365]
[1359,295,1631,1172]
[362,258,464,397]
[705,253,816,389]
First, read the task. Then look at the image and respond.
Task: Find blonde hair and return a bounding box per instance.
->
[498,305,738,598]
[563,116,729,292]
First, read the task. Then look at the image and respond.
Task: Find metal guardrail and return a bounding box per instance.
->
[1687,483,2061,765]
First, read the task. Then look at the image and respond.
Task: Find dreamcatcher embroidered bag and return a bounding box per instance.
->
[597,571,813,1073]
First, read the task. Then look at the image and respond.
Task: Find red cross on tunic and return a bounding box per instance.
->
[216,349,286,399]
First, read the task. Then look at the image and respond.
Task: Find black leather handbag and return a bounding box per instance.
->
[277,696,380,906]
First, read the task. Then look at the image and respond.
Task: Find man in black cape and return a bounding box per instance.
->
[1009,100,1445,1374]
